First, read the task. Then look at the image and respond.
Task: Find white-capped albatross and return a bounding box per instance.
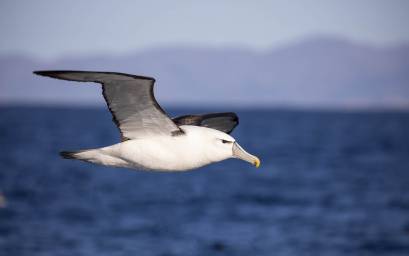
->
[34,70,260,171]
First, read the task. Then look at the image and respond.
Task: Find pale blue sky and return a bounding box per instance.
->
[1,0,408,59]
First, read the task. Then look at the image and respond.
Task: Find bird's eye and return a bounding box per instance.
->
[221,139,232,144]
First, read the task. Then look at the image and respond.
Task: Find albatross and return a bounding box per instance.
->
[34,71,260,171]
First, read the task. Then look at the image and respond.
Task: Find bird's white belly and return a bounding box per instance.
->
[108,138,211,171]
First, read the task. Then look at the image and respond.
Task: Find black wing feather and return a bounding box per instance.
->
[173,112,239,134]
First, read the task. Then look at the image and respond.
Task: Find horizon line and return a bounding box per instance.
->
[1,102,409,113]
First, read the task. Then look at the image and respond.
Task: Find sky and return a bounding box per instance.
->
[1,0,408,59]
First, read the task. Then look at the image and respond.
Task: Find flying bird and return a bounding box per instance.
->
[34,71,260,171]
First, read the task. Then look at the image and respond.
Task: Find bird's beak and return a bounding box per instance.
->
[232,142,260,168]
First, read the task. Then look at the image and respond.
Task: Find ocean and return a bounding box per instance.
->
[0,106,409,256]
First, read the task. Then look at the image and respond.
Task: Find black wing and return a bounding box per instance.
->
[34,70,182,141]
[173,112,239,134]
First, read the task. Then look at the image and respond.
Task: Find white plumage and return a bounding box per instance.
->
[34,70,260,172]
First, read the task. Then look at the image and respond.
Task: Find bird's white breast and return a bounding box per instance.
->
[104,125,227,171]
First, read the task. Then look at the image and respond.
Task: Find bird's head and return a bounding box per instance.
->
[184,126,260,168]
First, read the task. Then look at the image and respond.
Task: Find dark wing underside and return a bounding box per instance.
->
[172,112,239,134]
[34,70,182,141]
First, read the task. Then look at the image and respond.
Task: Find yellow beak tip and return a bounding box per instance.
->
[254,158,261,168]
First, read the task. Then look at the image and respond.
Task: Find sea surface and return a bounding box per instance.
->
[1,106,409,256]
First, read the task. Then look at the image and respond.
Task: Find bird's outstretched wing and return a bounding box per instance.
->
[173,112,239,134]
[34,70,183,140]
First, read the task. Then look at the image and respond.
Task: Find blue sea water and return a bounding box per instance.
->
[0,106,409,256]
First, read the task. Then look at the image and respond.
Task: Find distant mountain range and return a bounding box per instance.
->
[1,36,408,109]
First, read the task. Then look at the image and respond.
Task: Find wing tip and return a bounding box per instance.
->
[33,70,65,79]
[33,70,49,76]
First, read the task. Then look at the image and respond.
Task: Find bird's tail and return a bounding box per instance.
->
[59,147,123,168]
[60,149,91,160]
[60,151,79,159]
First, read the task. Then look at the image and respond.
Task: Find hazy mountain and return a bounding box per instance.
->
[1,36,408,109]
